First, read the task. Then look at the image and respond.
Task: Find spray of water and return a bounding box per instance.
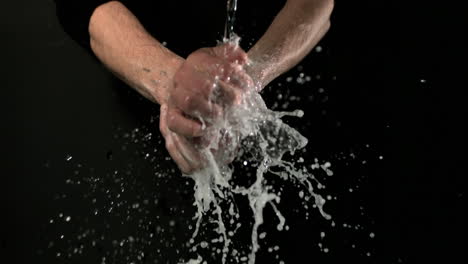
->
[186,72,331,263]
[182,1,331,263]
[184,46,331,264]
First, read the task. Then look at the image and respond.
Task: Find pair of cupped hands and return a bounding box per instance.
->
[159,43,255,174]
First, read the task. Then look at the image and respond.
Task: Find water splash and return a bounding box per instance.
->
[184,41,331,263]
[182,3,332,263]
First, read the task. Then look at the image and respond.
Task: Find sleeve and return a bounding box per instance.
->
[53,0,109,51]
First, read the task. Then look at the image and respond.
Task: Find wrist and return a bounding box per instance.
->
[144,55,184,105]
[245,55,272,91]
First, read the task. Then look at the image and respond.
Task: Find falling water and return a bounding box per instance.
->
[224,0,238,42]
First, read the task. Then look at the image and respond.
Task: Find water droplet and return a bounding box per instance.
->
[299,191,304,198]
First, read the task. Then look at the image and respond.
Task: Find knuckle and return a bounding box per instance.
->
[178,94,194,112]
[186,97,198,112]
[223,63,235,77]
[204,80,216,96]
[182,166,195,174]
[190,123,200,137]
[166,116,176,131]
[165,140,172,150]
[190,49,210,63]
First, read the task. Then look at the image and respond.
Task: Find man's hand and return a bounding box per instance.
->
[87,0,332,174]
[159,104,204,173]
[161,44,254,174]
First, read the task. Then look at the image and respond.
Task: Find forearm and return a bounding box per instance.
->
[247,0,334,89]
[89,1,183,104]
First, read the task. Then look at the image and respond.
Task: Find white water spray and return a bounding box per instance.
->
[183,1,331,263]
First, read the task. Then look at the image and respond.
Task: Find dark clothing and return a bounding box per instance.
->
[54,0,284,57]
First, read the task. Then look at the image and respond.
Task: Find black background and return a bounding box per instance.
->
[1,0,464,263]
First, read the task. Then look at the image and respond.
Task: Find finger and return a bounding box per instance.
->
[159,104,170,137]
[226,66,254,89]
[193,48,246,84]
[160,105,194,173]
[172,133,204,171]
[212,44,248,65]
[213,80,243,106]
[173,65,223,116]
[166,133,194,174]
[174,58,217,100]
[170,84,222,120]
[204,60,254,92]
[166,107,204,137]
[188,51,236,83]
